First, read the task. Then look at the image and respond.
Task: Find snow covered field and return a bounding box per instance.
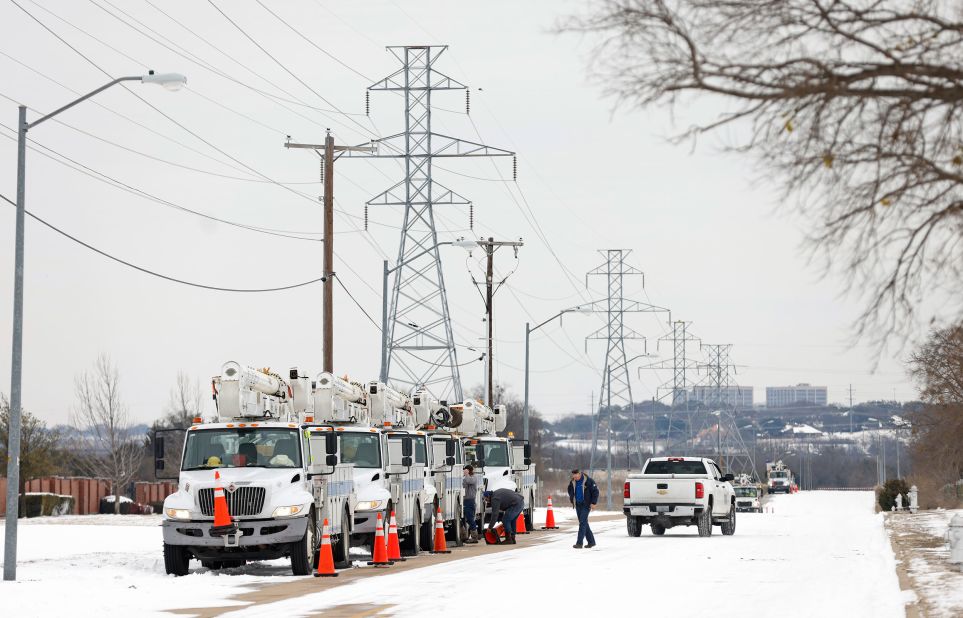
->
[0,492,909,617]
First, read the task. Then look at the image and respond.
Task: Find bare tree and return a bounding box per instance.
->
[71,354,143,514]
[563,0,963,345]
[163,371,204,428]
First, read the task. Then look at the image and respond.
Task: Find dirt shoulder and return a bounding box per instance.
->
[884,510,963,618]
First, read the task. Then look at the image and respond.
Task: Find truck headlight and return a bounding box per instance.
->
[272,505,306,518]
[166,508,191,520]
[356,500,386,511]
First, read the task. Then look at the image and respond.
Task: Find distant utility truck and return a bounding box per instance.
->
[623,457,736,537]
[766,461,794,494]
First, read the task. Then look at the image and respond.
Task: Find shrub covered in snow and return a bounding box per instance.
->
[878,479,910,511]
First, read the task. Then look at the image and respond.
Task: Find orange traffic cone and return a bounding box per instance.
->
[211,470,236,535]
[430,507,451,554]
[542,496,559,530]
[367,512,391,567]
[484,522,506,545]
[386,511,405,562]
[313,518,338,577]
[516,510,529,534]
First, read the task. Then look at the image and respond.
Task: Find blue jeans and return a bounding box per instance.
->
[503,503,524,536]
[575,502,595,546]
[464,499,477,531]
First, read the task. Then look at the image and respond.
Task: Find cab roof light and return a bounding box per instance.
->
[192,416,203,424]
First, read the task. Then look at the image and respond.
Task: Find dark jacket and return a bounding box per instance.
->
[567,474,599,506]
[487,488,524,528]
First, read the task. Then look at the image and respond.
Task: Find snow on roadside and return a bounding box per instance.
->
[0,515,290,617]
[886,508,963,616]
[220,491,906,618]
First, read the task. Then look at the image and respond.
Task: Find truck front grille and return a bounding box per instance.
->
[198,486,266,517]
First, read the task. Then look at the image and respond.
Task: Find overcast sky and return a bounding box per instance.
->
[0,0,919,425]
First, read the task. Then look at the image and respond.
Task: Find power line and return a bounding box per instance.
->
[0,193,325,293]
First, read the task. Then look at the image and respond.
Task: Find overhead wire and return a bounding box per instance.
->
[0,193,325,292]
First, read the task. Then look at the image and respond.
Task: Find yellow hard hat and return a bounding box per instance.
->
[206,455,222,467]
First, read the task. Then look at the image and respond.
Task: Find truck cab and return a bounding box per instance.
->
[733,485,762,512]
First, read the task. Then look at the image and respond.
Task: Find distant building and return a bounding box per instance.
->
[688,385,754,408]
[766,384,828,408]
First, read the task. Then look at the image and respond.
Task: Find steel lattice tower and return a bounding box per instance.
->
[651,320,701,454]
[346,46,513,400]
[584,250,668,484]
[696,343,757,476]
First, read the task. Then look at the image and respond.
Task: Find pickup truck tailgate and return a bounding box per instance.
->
[626,475,701,504]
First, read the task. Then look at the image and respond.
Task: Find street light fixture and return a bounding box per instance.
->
[522,304,594,440]
[4,70,185,582]
[380,238,477,384]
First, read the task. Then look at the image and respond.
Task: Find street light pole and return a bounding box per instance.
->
[3,71,186,582]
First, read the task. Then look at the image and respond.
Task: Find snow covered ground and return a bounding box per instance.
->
[0,493,909,617]
[886,507,963,616]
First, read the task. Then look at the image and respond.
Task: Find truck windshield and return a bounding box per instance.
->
[340,432,381,468]
[643,460,708,475]
[479,442,508,467]
[414,435,427,465]
[771,471,788,478]
[182,428,301,470]
[734,487,758,497]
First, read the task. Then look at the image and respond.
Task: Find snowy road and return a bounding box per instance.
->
[0,492,909,617]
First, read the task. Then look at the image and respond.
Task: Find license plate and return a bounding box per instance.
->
[656,506,669,512]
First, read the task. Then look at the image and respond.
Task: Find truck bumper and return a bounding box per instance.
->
[162,517,307,550]
[624,504,699,518]
[352,510,382,534]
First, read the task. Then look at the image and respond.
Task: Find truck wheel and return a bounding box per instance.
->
[163,543,190,576]
[333,508,352,569]
[402,503,421,556]
[651,523,666,536]
[626,516,642,537]
[420,500,437,551]
[290,511,316,576]
[447,500,463,547]
[524,492,535,531]
[721,504,736,536]
[697,507,712,537]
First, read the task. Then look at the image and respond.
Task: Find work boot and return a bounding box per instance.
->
[573,543,583,549]
[507,534,517,545]
[466,529,479,544]
[586,542,596,549]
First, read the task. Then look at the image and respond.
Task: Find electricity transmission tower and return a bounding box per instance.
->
[696,344,757,477]
[650,320,701,454]
[344,45,514,400]
[582,250,669,509]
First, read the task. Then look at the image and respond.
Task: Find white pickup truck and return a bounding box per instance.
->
[622,457,736,537]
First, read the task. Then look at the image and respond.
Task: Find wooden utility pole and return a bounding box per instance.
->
[474,237,523,407]
[285,131,374,372]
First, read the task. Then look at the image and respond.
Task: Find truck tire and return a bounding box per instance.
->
[164,542,190,576]
[721,503,736,536]
[697,507,712,537]
[333,508,351,569]
[402,502,421,556]
[651,522,666,536]
[420,500,437,552]
[524,492,535,531]
[290,511,317,576]
[446,500,463,547]
[626,515,642,537]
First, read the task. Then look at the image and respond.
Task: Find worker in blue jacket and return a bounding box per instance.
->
[567,469,599,548]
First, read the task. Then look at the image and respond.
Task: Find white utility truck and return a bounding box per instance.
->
[623,456,736,537]
[733,485,763,512]
[313,373,432,555]
[454,399,538,530]
[158,363,356,576]
[766,460,794,494]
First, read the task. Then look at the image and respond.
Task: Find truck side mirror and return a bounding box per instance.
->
[153,429,183,480]
[386,434,413,474]
[326,454,337,466]
[325,432,338,455]
[723,473,735,482]
[446,440,456,457]
[401,437,413,457]
[445,456,455,467]
[308,431,336,477]
[154,437,165,459]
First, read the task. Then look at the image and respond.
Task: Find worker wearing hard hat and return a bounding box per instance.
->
[485,487,524,544]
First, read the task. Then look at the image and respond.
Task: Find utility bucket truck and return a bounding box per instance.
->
[454,399,538,530]
[766,460,794,494]
[313,373,431,555]
[158,362,356,576]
